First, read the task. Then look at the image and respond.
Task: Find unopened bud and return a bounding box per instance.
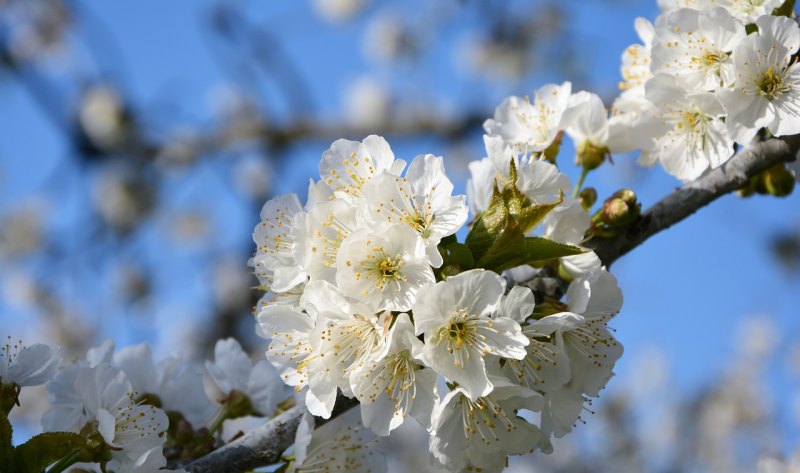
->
[576,141,608,170]
[602,197,639,226]
[763,164,795,197]
[611,189,637,206]
[579,187,597,211]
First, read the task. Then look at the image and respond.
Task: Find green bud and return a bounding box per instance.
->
[579,187,598,211]
[763,164,796,197]
[611,189,637,206]
[576,141,609,170]
[601,197,639,226]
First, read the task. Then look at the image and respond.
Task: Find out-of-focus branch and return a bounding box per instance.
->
[587,135,800,267]
[184,406,303,473]
[183,134,800,473]
[184,397,358,473]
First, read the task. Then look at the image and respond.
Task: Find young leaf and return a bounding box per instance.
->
[465,185,511,261]
[476,224,584,274]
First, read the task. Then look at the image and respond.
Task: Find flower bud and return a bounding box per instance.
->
[601,196,639,227]
[611,189,637,206]
[579,187,597,211]
[576,141,609,170]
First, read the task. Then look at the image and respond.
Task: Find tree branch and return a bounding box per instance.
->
[184,135,800,473]
[587,135,800,267]
[184,396,359,473]
[184,406,304,473]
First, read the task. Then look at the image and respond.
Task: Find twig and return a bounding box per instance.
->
[587,135,800,267]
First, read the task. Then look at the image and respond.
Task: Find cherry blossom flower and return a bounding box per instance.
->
[720,15,800,144]
[0,337,61,387]
[413,269,528,401]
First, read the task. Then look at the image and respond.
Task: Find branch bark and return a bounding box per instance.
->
[587,135,800,267]
[184,135,800,473]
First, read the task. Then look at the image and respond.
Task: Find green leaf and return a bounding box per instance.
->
[476,226,584,274]
[499,161,563,233]
[13,432,92,473]
[511,193,564,233]
[465,159,573,272]
[441,243,475,271]
[465,185,510,261]
[1,414,12,473]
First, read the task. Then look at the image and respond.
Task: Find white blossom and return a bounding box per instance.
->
[619,17,655,104]
[350,313,438,435]
[429,376,542,472]
[336,224,435,311]
[292,197,361,284]
[300,281,386,418]
[113,343,214,427]
[651,7,746,92]
[252,193,306,293]
[361,154,468,267]
[484,82,572,153]
[257,304,316,390]
[720,15,800,144]
[204,338,288,417]
[413,269,529,401]
[0,338,61,387]
[42,363,169,472]
[319,135,406,200]
[292,409,386,473]
[639,73,734,181]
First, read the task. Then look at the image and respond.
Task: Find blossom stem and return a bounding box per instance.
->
[209,405,232,434]
[47,450,82,473]
[573,168,589,198]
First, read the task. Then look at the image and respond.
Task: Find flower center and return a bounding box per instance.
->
[358,247,407,292]
[757,67,788,101]
[326,316,381,373]
[692,49,727,70]
[460,395,517,444]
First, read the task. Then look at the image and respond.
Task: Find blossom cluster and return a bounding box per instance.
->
[483,1,800,183]
[617,0,800,181]
[253,129,624,470]
[1,336,376,473]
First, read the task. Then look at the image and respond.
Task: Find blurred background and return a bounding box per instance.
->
[0,0,799,471]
